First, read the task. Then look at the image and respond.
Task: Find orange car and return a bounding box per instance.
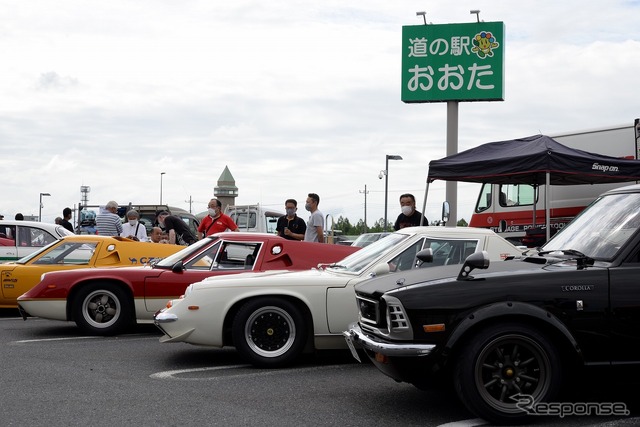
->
[1,235,181,308]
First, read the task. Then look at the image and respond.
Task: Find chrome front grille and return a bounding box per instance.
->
[388,304,409,329]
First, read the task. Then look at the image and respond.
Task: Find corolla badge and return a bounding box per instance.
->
[561,285,593,292]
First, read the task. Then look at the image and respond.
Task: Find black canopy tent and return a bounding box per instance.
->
[423,134,640,240]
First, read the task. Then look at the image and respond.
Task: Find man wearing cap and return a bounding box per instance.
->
[96,201,123,237]
[157,211,197,246]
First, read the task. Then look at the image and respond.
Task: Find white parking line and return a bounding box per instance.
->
[12,333,157,344]
[150,363,361,381]
[436,419,487,427]
[14,336,102,344]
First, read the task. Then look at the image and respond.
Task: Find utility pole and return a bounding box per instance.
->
[185,196,193,213]
[359,185,369,232]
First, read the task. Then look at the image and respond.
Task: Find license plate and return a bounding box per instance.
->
[344,332,361,363]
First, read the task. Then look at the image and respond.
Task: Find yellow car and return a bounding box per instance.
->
[0,235,181,308]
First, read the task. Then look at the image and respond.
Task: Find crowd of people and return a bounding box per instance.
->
[1,192,428,247]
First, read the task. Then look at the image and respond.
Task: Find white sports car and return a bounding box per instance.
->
[154,226,526,367]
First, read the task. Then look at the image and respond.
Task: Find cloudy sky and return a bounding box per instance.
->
[1,1,639,228]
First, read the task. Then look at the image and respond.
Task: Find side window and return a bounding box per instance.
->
[33,242,97,265]
[475,183,492,213]
[184,241,222,270]
[21,227,57,247]
[265,216,278,234]
[422,238,479,267]
[389,238,425,272]
[499,184,536,207]
[0,225,16,243]
[215,242,260,270]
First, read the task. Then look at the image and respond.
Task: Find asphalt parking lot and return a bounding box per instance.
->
[1,309,638,427]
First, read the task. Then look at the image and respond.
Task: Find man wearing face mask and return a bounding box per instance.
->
[394,193,428,231]
[197,198,239,239]
[276,199,306,241]
[303,193,324,243]
[120,210,148,241]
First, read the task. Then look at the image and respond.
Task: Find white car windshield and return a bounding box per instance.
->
[327,233,410,273]
[543,192,640,260]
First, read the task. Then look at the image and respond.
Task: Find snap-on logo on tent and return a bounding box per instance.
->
[592,163,620,173]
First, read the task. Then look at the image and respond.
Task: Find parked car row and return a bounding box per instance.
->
[16,233,358,333]
[23,200,640,425]
[153,226,524,366]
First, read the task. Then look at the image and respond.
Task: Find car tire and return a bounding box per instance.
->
[73,283,134,336]
[232,298,307,368]
[453,323,562,425]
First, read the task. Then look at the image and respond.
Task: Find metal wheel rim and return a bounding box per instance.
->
[81,289,121,329]
[244,305,296,358]
[474,333,551,414]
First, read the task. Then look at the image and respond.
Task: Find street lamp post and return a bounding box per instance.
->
[160,172,166,205]
[39,192,51,222]
[380,155,403,231]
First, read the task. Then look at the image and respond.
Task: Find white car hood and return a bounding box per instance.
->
[191,268,353,290]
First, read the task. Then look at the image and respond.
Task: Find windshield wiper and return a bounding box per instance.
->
[327,263,348,269]
[537,249,586,258]
[537,249,594,269]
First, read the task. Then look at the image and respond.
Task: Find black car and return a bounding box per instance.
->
[345,184,640,424]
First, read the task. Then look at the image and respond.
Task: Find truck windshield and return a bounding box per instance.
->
[542,192,640,260]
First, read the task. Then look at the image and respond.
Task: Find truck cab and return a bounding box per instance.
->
[224,205,282,234]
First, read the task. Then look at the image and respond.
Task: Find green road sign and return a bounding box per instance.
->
[402,22,505,103]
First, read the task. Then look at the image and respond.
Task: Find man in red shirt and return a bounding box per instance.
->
[197,199,239,239]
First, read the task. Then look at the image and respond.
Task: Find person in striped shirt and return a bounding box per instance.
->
[96,200,123,236]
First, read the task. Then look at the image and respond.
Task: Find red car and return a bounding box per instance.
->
[18,232,359,335]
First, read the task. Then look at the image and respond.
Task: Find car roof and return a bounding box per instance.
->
[603,183,640,195]
[58,235,146,242]
[396,226,501,237]
[0,220,71,236]
[209,232,286,241]
[0,220,61,228]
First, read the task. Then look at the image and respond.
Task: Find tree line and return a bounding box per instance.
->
[331,216,469,235]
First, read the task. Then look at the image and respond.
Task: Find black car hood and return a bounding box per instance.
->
[356,258,544,296]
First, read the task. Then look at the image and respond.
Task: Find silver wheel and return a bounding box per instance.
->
[81,289,121,329]
[73,283,133,335]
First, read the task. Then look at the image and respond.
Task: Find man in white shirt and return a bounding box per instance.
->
[121,210,148,241]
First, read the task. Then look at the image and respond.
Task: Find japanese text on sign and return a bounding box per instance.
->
[401,22,505,103]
